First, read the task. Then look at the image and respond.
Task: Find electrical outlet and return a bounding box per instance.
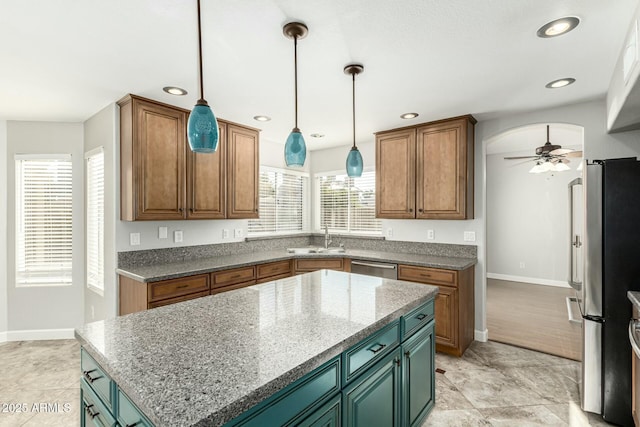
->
[130,233,140,246]
[234,228,243,238]
[464,231,476,242]
[159,227,168,239]
[519,261,525,269]
[427,230,435,240]
[386,228,393,238]
[222,229,230,239]
[174,230,183,243]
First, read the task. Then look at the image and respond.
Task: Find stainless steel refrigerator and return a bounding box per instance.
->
[575,157,640,426]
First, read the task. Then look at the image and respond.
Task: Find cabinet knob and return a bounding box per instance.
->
[179,208,183,212]
[408,208,413,213]
[418,208,423,213]
[405,350,411,358]
[394,357,400,366]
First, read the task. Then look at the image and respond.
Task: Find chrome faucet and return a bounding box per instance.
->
[324,225,332,249]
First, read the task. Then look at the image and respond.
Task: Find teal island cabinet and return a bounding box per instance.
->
[75,270,438,427]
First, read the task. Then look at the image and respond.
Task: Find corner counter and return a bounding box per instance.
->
[76,270,439,427]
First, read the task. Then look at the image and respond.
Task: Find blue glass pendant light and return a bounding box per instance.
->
[344,64,364,177]
[283,22,309,167]
[187,0,219,153]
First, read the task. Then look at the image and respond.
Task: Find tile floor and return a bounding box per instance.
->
[0,339,615,426]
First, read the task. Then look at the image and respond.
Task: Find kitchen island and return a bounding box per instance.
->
[75,270,439,427]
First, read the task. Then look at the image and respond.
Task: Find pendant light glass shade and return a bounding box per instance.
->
[187,0,219,153]
[283,22,308,167]
[188,100,219,153]
[344,64,364,177]
[346,147,363,177]
[284,127,307,167]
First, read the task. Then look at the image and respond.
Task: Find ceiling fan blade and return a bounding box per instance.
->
[549,148,573,155]
[564,151,583,158]
[504,155,539,160]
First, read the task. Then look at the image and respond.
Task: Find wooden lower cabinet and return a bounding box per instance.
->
[398,264,474,356]
[294,258,347,274]
[149,290,210,309]
[119,274,210,315]
[256,260,293,284]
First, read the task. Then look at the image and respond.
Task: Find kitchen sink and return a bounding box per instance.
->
[286,247,346,254]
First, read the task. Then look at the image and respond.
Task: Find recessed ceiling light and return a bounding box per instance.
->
[253,115,271,122]
[545,78,576,89]
[163,86,187,96]
[400,113,419,119]
[537,17,580,38]
[310,133,325,138]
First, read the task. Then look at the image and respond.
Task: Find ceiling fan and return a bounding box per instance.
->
[504,125,583,170]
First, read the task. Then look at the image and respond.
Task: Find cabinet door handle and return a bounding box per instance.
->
[368,343,386,354]
[176,284,188,289]
[415,313,427,320]
[85,403,99,419]
[126,422,140,427]
[394,357,400,366]
[83,369,103,383]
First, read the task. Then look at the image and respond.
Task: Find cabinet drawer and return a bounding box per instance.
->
[257,260,291,279]
[81,378,116,427]
[295,258,344,272]
[257,272,292,284]
[148,290,209,308]
[212,266,256,288]
[210,281,254,295]
[343,320,400,384]
[81,350,114,412]
[398,265,457,286]
[234,357,340,427]
[148,274,209,302]
[118,389,153,427]
[402,299,435,341]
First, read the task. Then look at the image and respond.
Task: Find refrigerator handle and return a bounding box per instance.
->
[568,177,582,290]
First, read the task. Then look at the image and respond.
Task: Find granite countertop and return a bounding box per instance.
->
[117,248,477,283]
[628,291,640,309]
[75,270,439,427]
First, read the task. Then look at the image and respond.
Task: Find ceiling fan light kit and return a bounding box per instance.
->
[283,22,309,168]
[187,0,219,153]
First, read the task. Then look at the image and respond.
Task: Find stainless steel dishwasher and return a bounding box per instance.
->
[350,260,398,280]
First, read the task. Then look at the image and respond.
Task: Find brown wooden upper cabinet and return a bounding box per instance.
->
[118,94,260,221]
[375,115,476,220]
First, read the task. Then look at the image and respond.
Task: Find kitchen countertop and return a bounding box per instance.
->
[628,291,640,309]
[116,248,477,283]
[75,270,439,427]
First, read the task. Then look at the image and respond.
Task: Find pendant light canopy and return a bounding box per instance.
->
[344,64,364,177]
[283,22,308,167]
[187,0,219,153]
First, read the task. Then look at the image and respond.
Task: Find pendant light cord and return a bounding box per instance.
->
[196,0,205,102]
[352,73,356,149]
[294,35,299,129]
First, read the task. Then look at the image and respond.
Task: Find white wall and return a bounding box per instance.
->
[116,138,304,252]
[476,97,640,339]
[0,121,7,339]
[84,104,118,321]
[486,150,581,284]
[6,121,84,336]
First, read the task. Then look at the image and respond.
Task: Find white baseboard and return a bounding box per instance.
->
[475,329,488,342]
[487,273,571,288]
[5,328,75,342]
[0,331,7,344]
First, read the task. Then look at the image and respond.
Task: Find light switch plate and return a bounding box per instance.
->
[222,229,230,239]
[386,228,393,238]
[463,231,476,242]
[159,227,168,239]
[234,229,243,239]
[130,233,140,246]
[427,230,435,240]
[174,230,183,243]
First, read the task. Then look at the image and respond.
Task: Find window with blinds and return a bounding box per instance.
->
[86,148,104,292]
[248,167,309,235]
[317,170,381,234]
[15,155,73,287]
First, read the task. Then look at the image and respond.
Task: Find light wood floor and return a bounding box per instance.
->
[487,279,582,361]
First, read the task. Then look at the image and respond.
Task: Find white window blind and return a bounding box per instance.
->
[86,148,104,292]
[317,170,381,234]
[248,167,309,235]
[15,155,73,286]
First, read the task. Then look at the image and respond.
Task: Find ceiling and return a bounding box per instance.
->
[1,0,637,151]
